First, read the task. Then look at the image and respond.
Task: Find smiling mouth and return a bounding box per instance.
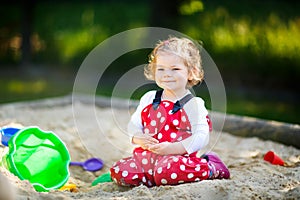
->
[162,81,175,83]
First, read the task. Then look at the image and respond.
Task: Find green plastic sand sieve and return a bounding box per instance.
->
[1,126,70,192]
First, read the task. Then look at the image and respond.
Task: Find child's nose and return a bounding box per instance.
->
[163,69,171,77]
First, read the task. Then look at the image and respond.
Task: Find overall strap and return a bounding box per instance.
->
[152,90,163,110]
[172,93,194,114]
[152,90,194,113]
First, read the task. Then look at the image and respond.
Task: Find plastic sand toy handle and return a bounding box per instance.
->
[70,158,104,172]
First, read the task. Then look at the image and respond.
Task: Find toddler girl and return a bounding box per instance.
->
[110,36,230,187]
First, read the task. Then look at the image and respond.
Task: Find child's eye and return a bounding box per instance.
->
[172,68,181,71]
[157,68,164,71]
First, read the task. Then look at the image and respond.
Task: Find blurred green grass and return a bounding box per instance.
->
[0,68,73,102]
[0,79,69,102]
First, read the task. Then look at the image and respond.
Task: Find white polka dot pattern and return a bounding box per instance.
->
[157,112,161,118]
[148,169,153,175]
[132,174,138,180]
[157,133,162,139]
[157,167,162,174]
[170,132,177,139]
[167,163,171,169]
[173,119,179,126]
[171,173,177,179]
[161,179,167,184]
[122,171,128,177]
[150,120,156,126]
[144,128,149,134]
[162,102,170,107]
[187,173,194,179]
[114,166,120,173]
[130,162,136,168]
[142,158,148,165]
[164,125,169,131]
[180,165,185,171]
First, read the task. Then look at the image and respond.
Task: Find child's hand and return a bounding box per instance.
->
[148,142,173,155]
[148,142,187,155]
[132,133,159,150]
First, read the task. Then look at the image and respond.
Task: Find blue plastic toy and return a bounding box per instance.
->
[0,127,20,146]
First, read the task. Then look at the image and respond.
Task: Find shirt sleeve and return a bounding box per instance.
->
[180,97,209,154]
[127,91,156,142]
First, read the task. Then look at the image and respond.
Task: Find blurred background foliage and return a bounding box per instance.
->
[0,0,299,124]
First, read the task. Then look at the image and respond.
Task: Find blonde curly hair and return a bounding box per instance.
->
[144,36,204,88]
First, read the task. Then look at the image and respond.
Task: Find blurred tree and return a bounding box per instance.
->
[21,0,36,66]
[149,0,180,29]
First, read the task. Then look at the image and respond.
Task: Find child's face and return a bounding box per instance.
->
[155,51,191,96]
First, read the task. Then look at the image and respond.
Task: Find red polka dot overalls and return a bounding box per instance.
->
[110,91,210,186]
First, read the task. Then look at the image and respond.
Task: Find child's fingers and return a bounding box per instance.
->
[144,135,158,144]
[141,144,149,149]
[148,138,159,144]
[148,143,160,151]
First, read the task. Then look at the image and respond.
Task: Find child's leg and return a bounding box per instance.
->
[131,149,157,187]
[204,152,230,179]
[153,155,210,186]
[110,149,156,187]
[110,156,144,186]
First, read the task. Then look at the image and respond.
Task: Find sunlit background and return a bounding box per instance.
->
[0,0,299,124]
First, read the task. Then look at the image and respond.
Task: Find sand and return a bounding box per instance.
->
[0,97,299,200]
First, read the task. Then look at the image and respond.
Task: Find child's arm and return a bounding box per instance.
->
[180,97,210,154]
